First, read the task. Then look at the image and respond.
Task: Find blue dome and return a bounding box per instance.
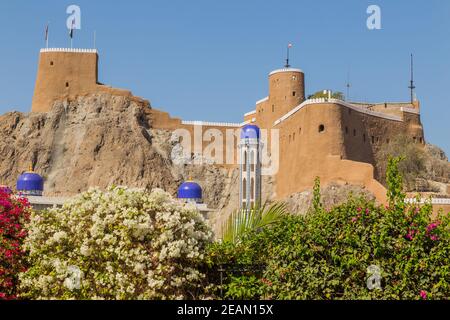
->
[16,171,44,196]
[241,124,260,139]
[177,181,202,201]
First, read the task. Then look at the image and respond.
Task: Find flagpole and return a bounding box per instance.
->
[45,22,49,49]
[94,30,96,49]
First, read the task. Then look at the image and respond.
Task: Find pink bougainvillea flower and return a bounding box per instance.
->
[420,290,427,300]
[430,235,439,242]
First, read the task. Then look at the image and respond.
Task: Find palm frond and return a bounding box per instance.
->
[221,202,288,243]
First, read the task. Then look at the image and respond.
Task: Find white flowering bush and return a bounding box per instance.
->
[19,187,213,300]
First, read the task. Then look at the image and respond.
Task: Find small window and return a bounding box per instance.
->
[387,139,390,144]
[293,91,296,97]
[65,82,69,88]
[372,136,375,144]
[353,129,356,137]
[363,134,366,143]
[272,105,275,113]
[50,61,54,66]
[345,127,349,134]
[319,125,325,133]
[419,137,423,144]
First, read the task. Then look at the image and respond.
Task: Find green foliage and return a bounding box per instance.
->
[308,91,345,100]
[376,135,427,191]
[208,161,450,300]
[312,177,323,213]
[386,156,406,210]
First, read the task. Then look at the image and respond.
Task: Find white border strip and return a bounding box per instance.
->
[274,98,403,126]
[401,107,420,115]
[41,48,98,54]
[405,198,450,205]
[244,110,256,117]
[255,97,269,105]
[182,120,244,127]
[269,68,303,76]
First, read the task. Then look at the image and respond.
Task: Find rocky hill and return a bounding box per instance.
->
[1,93,448,233]
[0,94,242,211]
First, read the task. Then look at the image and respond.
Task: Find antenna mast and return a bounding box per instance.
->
[408,54,416,103]
[346,68,351,101]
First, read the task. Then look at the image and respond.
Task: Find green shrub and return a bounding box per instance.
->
[208,157,450,300]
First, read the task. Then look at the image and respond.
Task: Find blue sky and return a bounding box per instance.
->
[0,0,449,154]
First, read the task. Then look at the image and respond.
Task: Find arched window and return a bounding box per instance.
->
[243,178,247,200]
[319,125,325,133]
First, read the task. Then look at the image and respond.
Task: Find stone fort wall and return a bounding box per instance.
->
[30,49,432,207]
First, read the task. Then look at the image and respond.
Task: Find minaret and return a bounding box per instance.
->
[239,125,262,210]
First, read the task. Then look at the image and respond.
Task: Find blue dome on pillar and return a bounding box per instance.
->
[16,166,44,197]
[177,181,202,203]
[241,124,260,139]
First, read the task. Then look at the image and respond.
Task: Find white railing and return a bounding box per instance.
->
[182,120,243,127]
[274,98,403,126]
[255,97,269,105]
[244,110,256,117]
[40,48,98,54]
[269,68,303,76]
[401,107,420,115]
[405,198,450,205]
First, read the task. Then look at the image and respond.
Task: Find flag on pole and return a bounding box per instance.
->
[288,43,293,48]
[69,19,75,39]
[45,24,49,41]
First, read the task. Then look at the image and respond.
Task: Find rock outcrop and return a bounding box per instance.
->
[0,94,242,211]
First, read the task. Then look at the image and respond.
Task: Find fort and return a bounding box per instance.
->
[27,47,448,213]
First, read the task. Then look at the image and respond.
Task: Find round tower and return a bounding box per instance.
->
[269,68,305,114]
[239,125,262,210]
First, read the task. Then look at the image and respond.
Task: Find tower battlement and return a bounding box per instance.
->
[31,48,144,113]
[31,48,100,112]
[40,48,98,54]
